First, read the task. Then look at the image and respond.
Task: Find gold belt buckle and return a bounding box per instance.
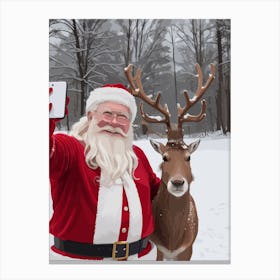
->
[112,241,129,260]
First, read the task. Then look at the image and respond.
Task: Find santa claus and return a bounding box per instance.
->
[49,84,160,261]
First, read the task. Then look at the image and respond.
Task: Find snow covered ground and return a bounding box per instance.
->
[135,134,230,263]
[50,132,230,263]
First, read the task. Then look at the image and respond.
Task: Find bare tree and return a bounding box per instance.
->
[215,19,230,134]
[168,25,179,104]
[175,19,230,135]
[175,19,216,70]
[117,19,171,134]
[215,19,225,133]
[118,19,170,78]
[175,19,217,134]
[49,19,112,116]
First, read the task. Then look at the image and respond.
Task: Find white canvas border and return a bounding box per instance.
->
[0,0,279,279]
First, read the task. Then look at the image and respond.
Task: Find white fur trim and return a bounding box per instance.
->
[86,87,137,122]
[93,172,143,245]
[122,172,143,242]
[93,174,123,244]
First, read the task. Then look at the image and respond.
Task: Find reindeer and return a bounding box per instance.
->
[125,63,215,261]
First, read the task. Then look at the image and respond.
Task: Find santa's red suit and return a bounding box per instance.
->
[49,129,161,260]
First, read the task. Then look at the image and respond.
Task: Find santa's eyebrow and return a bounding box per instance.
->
[99,107,130,118]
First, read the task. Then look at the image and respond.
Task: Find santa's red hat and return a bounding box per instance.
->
[86,84,137,122]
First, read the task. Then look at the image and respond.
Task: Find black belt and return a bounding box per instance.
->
[54,237,149,260]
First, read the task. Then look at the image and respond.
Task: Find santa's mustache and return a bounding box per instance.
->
[96,125,127,137]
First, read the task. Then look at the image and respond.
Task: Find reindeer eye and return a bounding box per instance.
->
[162,155,169,162]
[186,156,191,161]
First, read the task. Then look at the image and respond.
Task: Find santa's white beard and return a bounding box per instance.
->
[84,120,138,185]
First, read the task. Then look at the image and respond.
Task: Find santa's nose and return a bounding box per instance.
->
[109,118,119,127]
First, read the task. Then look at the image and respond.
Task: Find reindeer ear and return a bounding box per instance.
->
[149,139,165,154]
[188,139,200,154]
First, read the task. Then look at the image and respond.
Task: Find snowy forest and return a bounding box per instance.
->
[49,19,230,138]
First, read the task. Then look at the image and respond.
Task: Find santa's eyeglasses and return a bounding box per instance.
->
[95,109,131,124]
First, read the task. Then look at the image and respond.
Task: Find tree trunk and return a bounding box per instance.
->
[226,77,231,133]
[72,19,86,116]
[125,19,132,66]
[206,97,215,132]
[216,20,226,134]
[170,26,178,104]
[80,80,86,115]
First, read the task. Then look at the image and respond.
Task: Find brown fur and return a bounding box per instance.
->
[149,144,200,261]
[151,185,198,260]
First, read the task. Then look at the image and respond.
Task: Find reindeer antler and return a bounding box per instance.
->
[124,63,215,146]
[124,64,171,129]
[177,63,216,131]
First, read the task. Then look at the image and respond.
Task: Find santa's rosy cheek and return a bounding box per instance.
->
[96,120,109,128]
[120,125,129,134]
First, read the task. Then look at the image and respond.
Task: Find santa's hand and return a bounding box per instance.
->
[49,87,70,121]
[49,94,70,135]
[49,95,70,157]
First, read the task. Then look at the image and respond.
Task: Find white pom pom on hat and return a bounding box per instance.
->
[86,83,137,122]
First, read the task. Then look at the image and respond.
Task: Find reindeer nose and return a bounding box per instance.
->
[171,179,185,188]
